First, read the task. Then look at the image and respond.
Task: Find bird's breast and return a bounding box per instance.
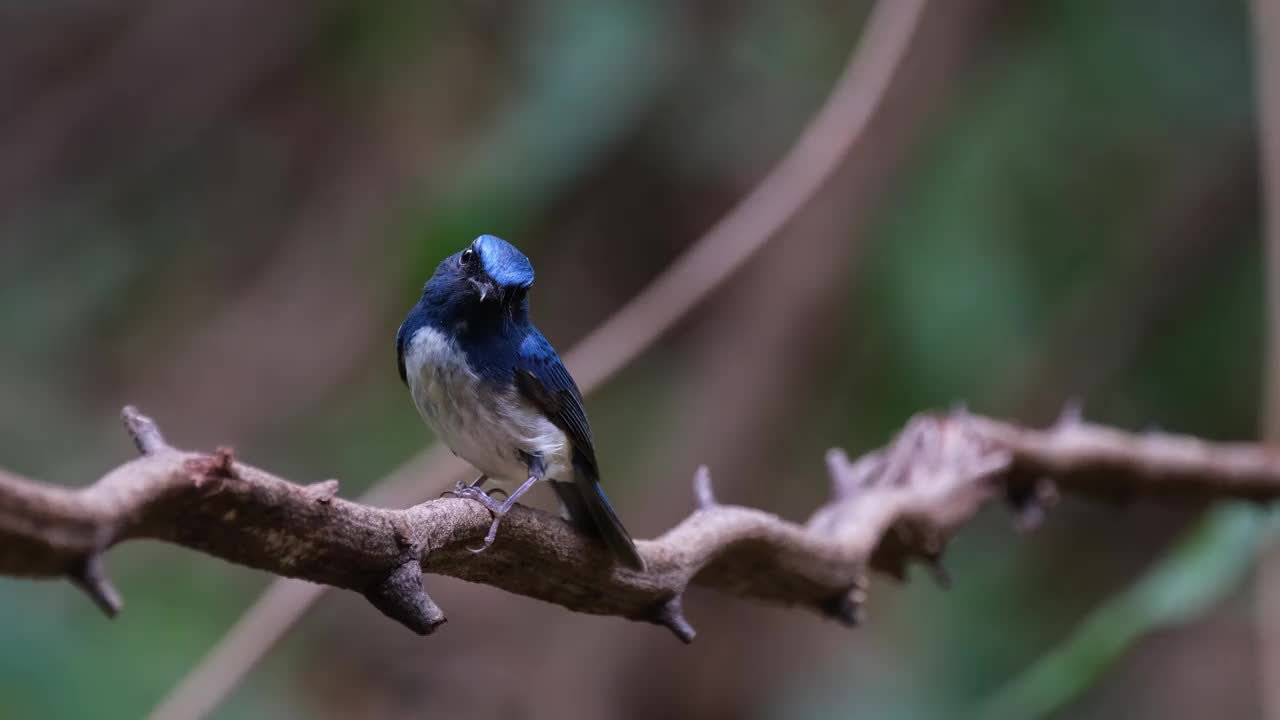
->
[402,326,570,483]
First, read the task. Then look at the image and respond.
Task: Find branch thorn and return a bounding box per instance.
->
[1055,399,1084,430]
[923,555,951,589]
[69,555,123,618]
[363,561,445,635]
[305,479,340,504]
[825,448,852,497]
[189,447,237,489]
[693,466,717,510]
[121,406,168,455]
[1008,477,1058,531]
[822,579,868,626]
[652,595,696,643]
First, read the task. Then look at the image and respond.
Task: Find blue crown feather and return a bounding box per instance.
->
[475,235,535,289]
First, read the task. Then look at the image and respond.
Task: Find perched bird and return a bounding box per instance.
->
[396,235,645,570]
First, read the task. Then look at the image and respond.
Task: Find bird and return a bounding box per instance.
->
[396,235,645,570]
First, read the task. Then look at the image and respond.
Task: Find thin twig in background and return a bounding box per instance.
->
[146,1,932,718]
[584,3,1009,714]
[293,2,1006,715]
[1253,0,1280,716]
[1258,4,1280,438]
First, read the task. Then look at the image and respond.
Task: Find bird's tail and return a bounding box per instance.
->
[551,452,645,571]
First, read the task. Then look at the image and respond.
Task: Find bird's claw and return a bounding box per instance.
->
[441,474,490,499]
[449,485,509,553]
[467,517,503,553]
[450,473,539,554]
[449,485,505,513]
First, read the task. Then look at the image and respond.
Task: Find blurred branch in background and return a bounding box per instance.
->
[0,1,316,206]
[0,0,483,461]
[587,3,1011,717]
[0,2,1259,719]
[291,2,1013,717]
[1254,0,1280,716]
[148,1,933,717]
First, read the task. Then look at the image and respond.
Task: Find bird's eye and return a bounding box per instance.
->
[460,248,475,266]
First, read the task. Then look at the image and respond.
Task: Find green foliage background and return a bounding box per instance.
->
[0,1,1266,718]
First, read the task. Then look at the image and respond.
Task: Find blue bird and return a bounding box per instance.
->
[396,235,645,570]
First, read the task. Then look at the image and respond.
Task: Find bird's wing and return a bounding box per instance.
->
[395,326,409,385]
[516,328,643,570]
[396,307,425,387]
[515,330,598,473]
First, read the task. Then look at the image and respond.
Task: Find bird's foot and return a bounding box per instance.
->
[449,474,541,553]
[448,484,506,513]
[447,485,510,553]
[441,474,505,499]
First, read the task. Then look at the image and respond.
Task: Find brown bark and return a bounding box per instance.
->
[6,406,1280,640]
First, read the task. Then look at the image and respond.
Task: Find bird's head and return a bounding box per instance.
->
[418,235,535,324]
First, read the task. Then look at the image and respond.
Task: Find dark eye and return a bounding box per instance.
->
[460,248,475,266]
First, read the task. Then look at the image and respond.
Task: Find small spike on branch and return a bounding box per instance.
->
[693,466,718,510]
[122,405,168,455]
[821,582,867,627]
[651,595,696,643]
[305,479,341,504]
[1055,398,1085,429]
[69,555,122,617]
[363,561,445,635]
[4,406,1280,638]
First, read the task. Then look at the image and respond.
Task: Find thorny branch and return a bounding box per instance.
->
[4,406,1280,641]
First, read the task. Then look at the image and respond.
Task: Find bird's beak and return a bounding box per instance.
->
[470,276,498,302]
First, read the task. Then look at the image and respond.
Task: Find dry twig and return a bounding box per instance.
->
[1252,0,1280,714]
[5,406,1279,641]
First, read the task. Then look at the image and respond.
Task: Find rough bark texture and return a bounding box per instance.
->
[4,406,1280,640]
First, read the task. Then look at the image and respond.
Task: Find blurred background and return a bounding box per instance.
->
[0,0,1270,718]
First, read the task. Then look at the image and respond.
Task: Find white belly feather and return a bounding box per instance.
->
[403,326,571,484]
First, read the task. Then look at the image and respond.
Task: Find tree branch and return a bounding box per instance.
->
[5,406,1280,640]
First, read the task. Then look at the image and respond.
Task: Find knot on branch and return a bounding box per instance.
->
[363,561,445,636]
[185,447,238,490]
[305,479,341,504]
[649,595,695,643]
[813,412,1014,583]
[1006,476,1059,531]
[821,576,868,626]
